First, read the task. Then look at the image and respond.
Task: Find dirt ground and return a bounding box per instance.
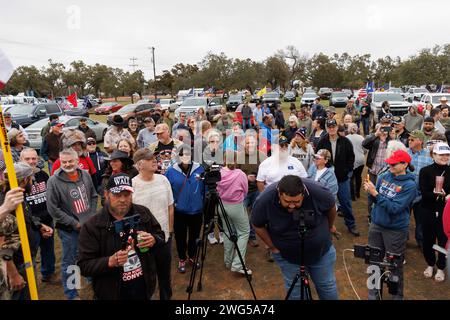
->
[36,191,449,301]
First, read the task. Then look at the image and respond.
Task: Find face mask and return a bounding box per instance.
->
[61,166,76,173]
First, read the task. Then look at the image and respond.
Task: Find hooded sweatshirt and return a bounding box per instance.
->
[217,168,248,204]
[404,108,423,132]
[46,168,98,231]
[369,171,417,231]
[165,162,204,214]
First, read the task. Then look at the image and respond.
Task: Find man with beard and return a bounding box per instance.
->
[421,117,437,142]
[78,173,164,300]
[47,148,98,300]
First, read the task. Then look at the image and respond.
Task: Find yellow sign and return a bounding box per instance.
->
[0,106,39,300]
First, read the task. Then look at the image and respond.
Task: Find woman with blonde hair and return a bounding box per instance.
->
[196,107,207,122]
[288,128,315,171]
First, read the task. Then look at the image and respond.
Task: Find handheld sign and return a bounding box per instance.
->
[0,106,39,300]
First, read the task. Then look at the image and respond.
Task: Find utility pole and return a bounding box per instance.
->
[149,47,157,99]
[129,57,138,72]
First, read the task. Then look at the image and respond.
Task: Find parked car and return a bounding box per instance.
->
[301,93,319,106]
[86,94,102,105]
[175,97,223,121]
[64,105,89,117]
[159,98,178,112]
[261,92,280,108]
[318,87,333,100]
[25,116,108,151]
[413,93,450,110]
[107,102,156,125]
[6,103,64,127]
[370,92,412,119]
[94,102,123,115]
[341,89,353,99]
[406,87,429,102]
[226,94,244,111]
[283,91,296,102]
[329,91,349,108]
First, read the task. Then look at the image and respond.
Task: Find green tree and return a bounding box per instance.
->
[265,55,290,89]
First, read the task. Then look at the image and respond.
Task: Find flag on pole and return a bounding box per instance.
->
[366,81,374,93]
[257,87,267,97]
[0,49,14,90]
[67,92,78,107]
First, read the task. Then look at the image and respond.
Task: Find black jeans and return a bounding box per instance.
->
[350,165,364,199]
[421,209,447,270]
[174,211,202,261]
[153,237,173,300]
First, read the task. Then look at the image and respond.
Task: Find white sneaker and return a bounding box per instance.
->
[218,232,224,244]
[435,269,445,282]
[423,266,434,278]
[232,268,252,275]
[207,232,218,244]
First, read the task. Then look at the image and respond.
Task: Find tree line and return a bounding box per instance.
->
[1,44,448,99]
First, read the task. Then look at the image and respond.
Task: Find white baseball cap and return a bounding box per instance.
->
[433,142,450,155]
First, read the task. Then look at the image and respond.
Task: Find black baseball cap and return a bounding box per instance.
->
[326,119,337,127]
[106,173,134,194]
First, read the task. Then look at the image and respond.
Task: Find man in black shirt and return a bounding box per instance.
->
[77,173,165,300]
[149,123,183,174]
[251,175,339,300]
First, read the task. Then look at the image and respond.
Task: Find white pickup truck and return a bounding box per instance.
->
[370,92,413,120]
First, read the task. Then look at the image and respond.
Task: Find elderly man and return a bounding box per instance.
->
[3,112,28,139]
[132,149,174,300]
[436,96,449,110]
[149,123,183,174]
[47,148,98,300]
[78,173,164,300]
[20,148,59,284]
[104,115,135,155]
[137,117,158,148]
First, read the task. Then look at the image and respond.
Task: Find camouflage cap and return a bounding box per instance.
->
[409,130,426,142]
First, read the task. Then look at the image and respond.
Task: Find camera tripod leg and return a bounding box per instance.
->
[216,198,257,300]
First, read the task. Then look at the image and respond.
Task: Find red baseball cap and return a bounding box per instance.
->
[384,150,411,165]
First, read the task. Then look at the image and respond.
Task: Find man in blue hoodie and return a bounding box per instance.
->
[363,150,417,300]
[165,146,205,273]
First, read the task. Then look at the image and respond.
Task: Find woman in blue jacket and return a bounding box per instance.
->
[165,147,205,273]
[363,149,417,300]
[307,149,338,198]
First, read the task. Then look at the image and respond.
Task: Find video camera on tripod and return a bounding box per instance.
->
[113,214,141,250]
[354,244,401,296]
[198,162,221,187]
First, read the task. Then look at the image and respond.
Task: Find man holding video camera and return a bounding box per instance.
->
[251,175,339,300]
[77,173,165,300]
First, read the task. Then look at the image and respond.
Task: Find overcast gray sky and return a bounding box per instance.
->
[1,0,449,79]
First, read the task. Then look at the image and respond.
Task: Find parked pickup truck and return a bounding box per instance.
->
[175,97,223,121]
[370,92,412,120]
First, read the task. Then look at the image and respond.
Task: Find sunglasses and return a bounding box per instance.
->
[87,142,96,145]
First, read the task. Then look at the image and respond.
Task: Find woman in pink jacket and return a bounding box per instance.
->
[217,152,250,275]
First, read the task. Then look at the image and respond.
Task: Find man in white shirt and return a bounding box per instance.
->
[132,148,174,300]
[256,136,308,192]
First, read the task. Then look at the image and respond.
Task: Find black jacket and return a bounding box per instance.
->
[362,134,392,168]
[316,134,355,182]
[78,125,97,140]
[77,204,165,300]
[419,163,450,219]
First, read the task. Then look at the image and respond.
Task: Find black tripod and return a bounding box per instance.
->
[186,184,257,300]
[285,210,312,300]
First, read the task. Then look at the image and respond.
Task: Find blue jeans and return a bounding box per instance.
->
[34,227,56,277]
[243,190,259,240]
[361,117,370,136]
[272,246,338,300]
[58,229,79,299]
[337,178,356,229]
[242,119,252,131]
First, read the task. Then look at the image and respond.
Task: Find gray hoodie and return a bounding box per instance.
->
[47,168,98,230]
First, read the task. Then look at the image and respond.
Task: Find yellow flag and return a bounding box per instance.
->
[257,87,267,97]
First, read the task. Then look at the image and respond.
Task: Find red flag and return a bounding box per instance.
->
[0,49,14,90]
[67,92,78,107]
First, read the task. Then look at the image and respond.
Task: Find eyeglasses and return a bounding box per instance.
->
[87,142,96,145]
[209,140,220,143]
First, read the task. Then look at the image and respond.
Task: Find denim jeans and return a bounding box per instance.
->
[272,246,338,300]
[242,119,252,131]
[47,161,53,175]
[154,237,172,300]
[243,190,259,240]
[361,117,370,136]
[58,229,79,299]
[337,178,356,229]
[34,227,56,278]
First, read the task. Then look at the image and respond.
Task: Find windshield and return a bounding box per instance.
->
[160,99,171,105]
[303,94,317,98]
[182,98,207,106]
[332,92,347,98]
[8,104,35,116]
[286,91,295,96]
[433,95,450,103]
[263,93,279,99]
[117,104,137,113]
[374,93,403,102]
[415,88,428,93]
[228,95,242,102]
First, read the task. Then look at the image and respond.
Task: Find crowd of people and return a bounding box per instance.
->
[0,95,449,301]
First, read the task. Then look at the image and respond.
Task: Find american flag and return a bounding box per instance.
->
[72,186,89,214]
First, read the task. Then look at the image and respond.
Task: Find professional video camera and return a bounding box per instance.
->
[113,214,141,250]
[199,161,222,188]
[354,244,401,296]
